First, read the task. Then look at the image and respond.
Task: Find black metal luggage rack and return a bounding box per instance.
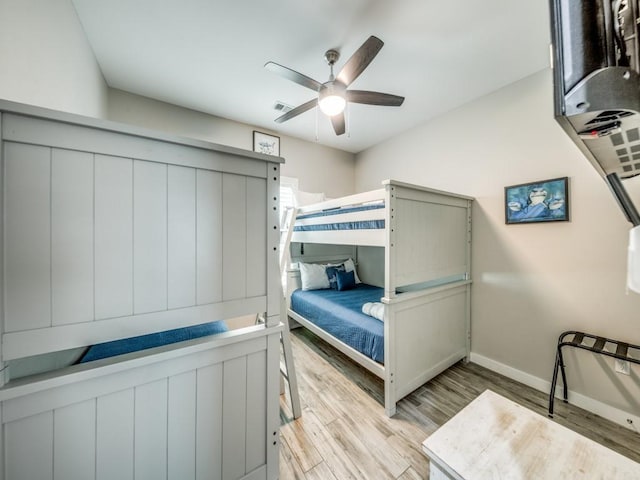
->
[548,331,640,417]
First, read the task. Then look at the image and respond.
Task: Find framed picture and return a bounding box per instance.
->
[253,131,280,156]
[505,177,569,224]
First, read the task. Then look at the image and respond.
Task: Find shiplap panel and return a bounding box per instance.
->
[246,350,267,472]
[246,177,267,297]
[95,155,133,320]
[96,389,134,480]
[135,379,168,480]
[196,364,223,480]
[5,411,53,480]
[51,149,94,325]
[196,170,222,305]
[168,371,196,480]
[168,165,196,309]
[395,200,468,286]
[223,356,248,480]
[4,143,51,332]
[223,174,247,301]
[133,161,168,314]
[54,399,96,480]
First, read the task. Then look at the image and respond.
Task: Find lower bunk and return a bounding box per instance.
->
[287,267,470,417]
[0,322,282,480]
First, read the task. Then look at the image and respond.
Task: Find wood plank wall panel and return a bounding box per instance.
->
[196,170,223,306]
[196,363,223,480]
[5,411,53,480]
[133,161,168,314]
[167,165,196,309]
[4,143,51,332]
[168,371,197,480]
[223,174,247,301]
[51,149,94,326]
[394,200,468,285]
[94,155,134,320]
[54,399,96,480]
[223,356,248,480]
[246,177,267,298]
[3,141,268,344]
[96,389,135,480]
[0,336,274,480]
[246,350,267,472]
[135,379,169,480]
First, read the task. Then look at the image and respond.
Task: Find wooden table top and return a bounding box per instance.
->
[422,389,640,479]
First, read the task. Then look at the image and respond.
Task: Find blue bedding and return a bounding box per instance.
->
[290,284,385,363]
[294,203,385,232]
[78,320,229,363]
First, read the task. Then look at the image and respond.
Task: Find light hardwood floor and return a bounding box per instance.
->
[279,328,640,479]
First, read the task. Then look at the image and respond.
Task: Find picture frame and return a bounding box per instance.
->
[505,177,569,224]
[253,131,280,156]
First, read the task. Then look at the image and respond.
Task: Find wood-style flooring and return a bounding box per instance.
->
[279,328,640,479]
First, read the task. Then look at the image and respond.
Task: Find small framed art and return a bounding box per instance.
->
[253,131,280,156]
[505,177,569,224]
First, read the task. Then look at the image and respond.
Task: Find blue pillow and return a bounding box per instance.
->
[336,269,356,291]
[325,264,346,290]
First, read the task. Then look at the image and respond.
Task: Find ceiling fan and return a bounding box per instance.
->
[265,35,404,136]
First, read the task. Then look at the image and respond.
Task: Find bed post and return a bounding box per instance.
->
[465,199,472,361]
[265,160,282,478]
[384,181,398,416]
[0,111,4,480]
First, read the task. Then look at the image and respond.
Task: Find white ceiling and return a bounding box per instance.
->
[71,0,551,154]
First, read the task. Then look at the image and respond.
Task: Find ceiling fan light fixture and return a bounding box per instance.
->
[318,83,346,116]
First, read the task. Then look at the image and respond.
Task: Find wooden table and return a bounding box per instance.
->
[422,389,640,479]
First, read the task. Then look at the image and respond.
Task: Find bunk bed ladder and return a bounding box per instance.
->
[279,207,302,419]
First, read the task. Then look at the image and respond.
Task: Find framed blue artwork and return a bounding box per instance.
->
[505,177,569,224]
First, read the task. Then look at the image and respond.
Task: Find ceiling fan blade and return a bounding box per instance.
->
[330,112,346,136]
[336,36,384,87]
[348,90,404,106]
[274,98,318,123]
[265,61,323,92]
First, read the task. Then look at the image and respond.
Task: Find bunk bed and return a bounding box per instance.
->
[285,181,473,417]
[0,100,283,480]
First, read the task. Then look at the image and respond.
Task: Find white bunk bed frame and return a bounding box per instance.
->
[0,100,283,480]
[286,180,472,417]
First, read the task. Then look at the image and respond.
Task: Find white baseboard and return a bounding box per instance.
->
[470,352,640,432]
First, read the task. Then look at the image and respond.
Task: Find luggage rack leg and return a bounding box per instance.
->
[548,342,568,418]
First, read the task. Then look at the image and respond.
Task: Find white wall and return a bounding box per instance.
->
[355,69,640,422]
[0,0,108,118]
[108,90,355,198]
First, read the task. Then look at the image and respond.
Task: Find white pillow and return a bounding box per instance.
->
[343,258,361,283]
[299,262,330,291]
[294,190,325,207]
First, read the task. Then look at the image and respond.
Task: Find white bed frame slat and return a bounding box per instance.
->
[133,161,169,314]
[94,154,134,320]
[51,149,94,326]
[167,165,197,309]
[0,100,283,480]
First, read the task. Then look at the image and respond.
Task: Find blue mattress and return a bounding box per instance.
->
[290,284,385,363]
[78,320,229,363]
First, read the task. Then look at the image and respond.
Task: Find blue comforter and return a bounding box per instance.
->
[79,320,229,363]
[291,284,385,363]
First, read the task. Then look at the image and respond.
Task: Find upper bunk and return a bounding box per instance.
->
[289,180,473,299]
[0,99,284,364]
